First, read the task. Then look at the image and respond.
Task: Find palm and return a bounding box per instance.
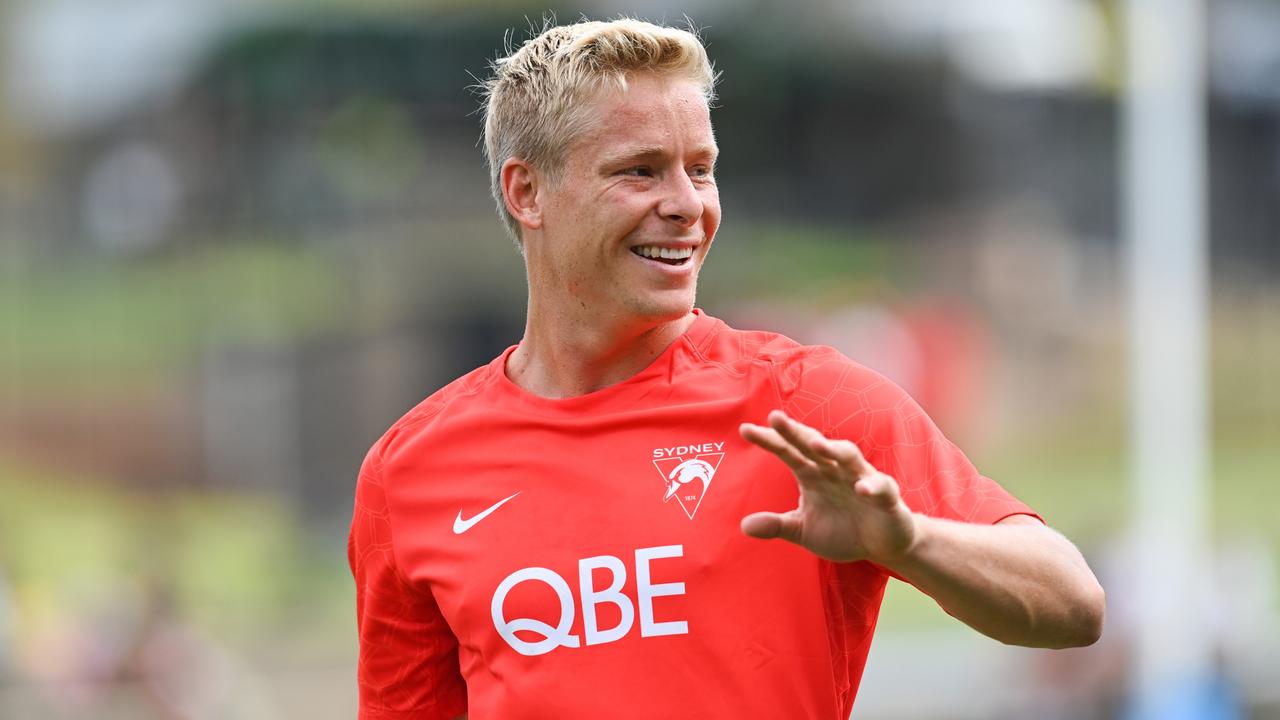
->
[740,411,917,565]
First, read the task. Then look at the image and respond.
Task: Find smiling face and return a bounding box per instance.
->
[525,73,721,328]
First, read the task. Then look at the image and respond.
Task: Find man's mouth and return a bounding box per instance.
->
[631,245,694,266]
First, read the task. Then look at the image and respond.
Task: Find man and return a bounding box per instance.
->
[349,18,1104,720]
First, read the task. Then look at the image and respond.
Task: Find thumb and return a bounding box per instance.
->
[741,511,803,544]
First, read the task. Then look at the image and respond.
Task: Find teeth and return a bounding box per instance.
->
[634,245,693,260]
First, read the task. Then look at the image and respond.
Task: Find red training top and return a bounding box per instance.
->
[349,310,1039,719]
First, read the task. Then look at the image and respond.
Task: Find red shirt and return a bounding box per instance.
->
[349,310,1039,719]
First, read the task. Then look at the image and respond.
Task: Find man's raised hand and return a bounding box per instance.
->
[739,410,918,564]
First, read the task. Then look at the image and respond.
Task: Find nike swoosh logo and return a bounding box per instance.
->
[453,492,521,534]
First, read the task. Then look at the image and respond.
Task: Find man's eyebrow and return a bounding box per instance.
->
[600,146,665,167]
[601,145,719,166]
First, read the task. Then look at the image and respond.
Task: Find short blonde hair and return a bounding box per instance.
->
[481,18,718,244]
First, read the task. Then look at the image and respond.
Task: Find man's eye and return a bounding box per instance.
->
[690,165,714,179]
[621,166,653,177]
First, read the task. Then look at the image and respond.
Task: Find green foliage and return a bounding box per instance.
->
[701,224,895,304]
[0,241,347,387]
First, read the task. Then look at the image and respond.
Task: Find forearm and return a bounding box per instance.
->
[879,515,1105,649]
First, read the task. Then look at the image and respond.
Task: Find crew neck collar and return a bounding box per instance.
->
[488,309,719,415]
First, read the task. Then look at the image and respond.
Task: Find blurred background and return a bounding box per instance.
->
[0,0,1276,718]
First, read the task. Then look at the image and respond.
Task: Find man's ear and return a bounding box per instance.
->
[501,158,544,231]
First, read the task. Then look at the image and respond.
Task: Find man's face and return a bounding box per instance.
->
[529,73,721,326]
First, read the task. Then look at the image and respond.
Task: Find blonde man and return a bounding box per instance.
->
[349,18,1104,720]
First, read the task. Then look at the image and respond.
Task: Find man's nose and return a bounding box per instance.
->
[657,169,703,226]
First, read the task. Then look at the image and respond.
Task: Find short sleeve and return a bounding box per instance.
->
[773,346,1040,526]
[349,444,467,720]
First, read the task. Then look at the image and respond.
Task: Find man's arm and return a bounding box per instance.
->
[881,513,1103,648]
[351,447,469,719]
[740,410,1104,649]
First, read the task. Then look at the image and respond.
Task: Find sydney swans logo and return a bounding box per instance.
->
[651,442,725,519]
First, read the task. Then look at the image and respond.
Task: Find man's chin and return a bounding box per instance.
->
[626,294,696,326]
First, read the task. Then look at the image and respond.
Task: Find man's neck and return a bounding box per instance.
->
[507,306,696,399]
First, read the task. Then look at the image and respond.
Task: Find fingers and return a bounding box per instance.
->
[819,436,874,477]
[854,472,902,510]
[740,510,803,544]
[744,410,874,479]
[767,410,832,466]
[739,422,817,474]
